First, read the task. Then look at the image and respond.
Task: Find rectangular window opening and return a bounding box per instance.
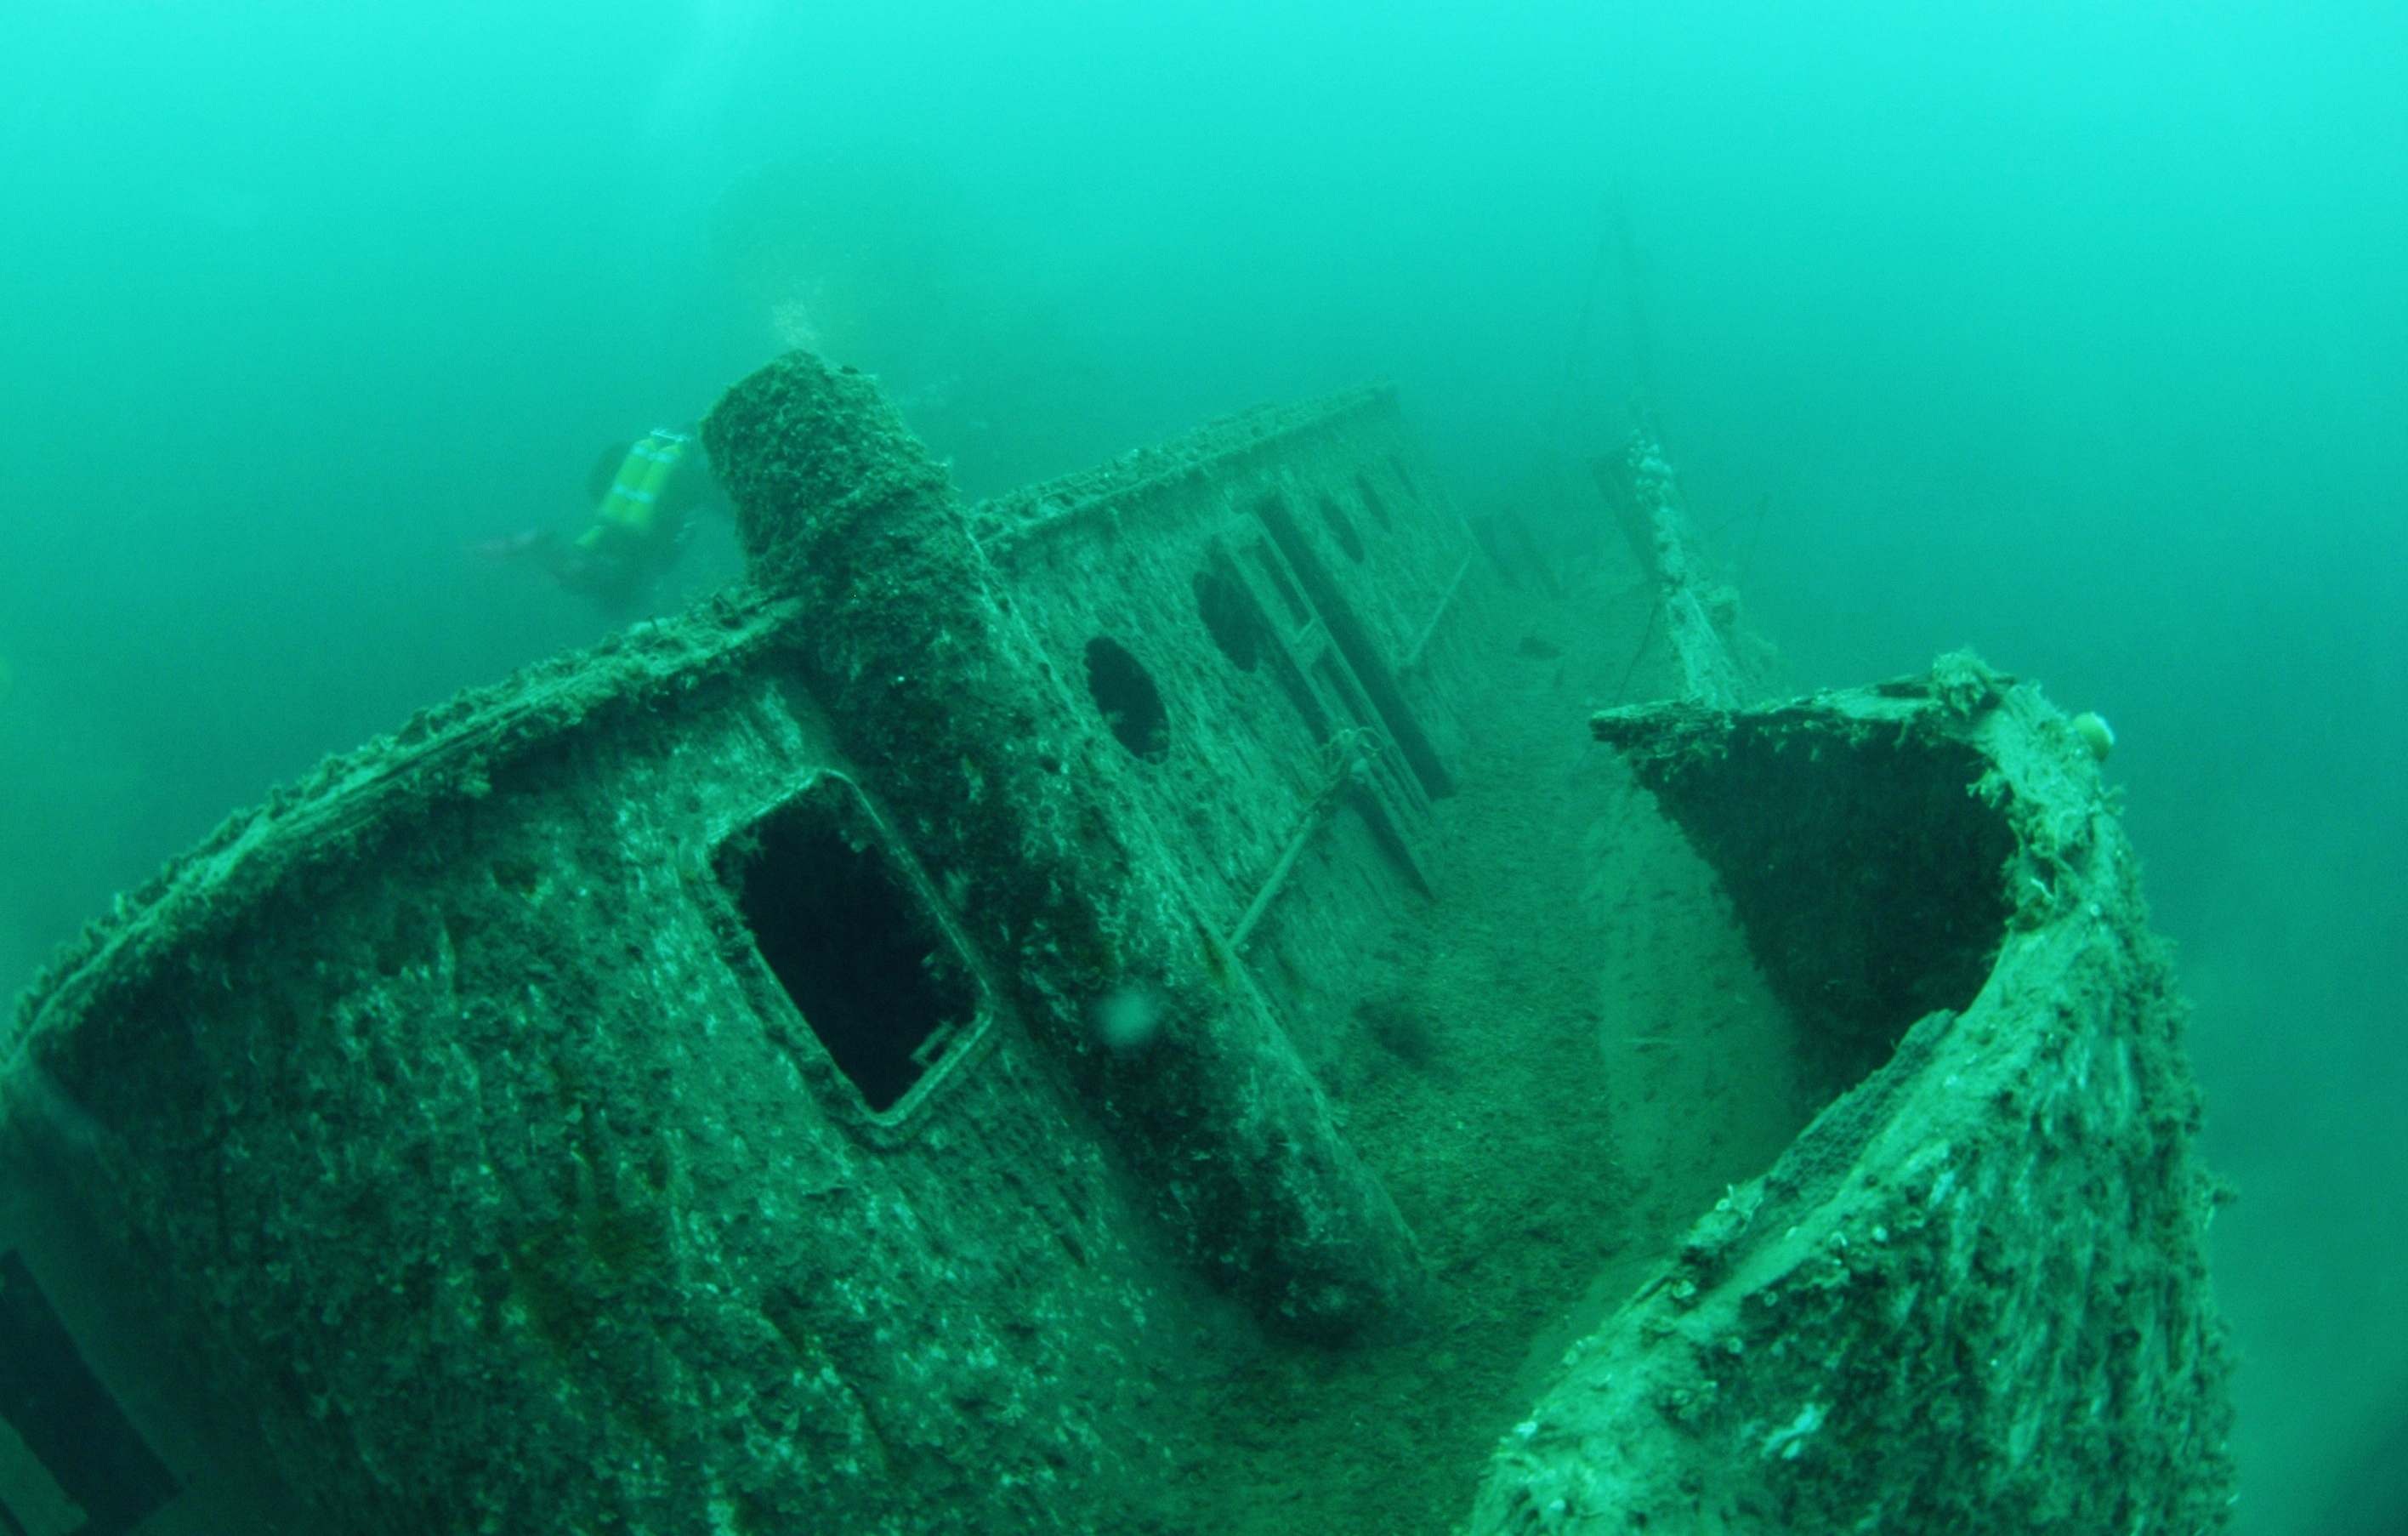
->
[720,782,981,1115]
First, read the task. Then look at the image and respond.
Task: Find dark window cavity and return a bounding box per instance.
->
[1085,637,1171,762]
[724,785,980,1112]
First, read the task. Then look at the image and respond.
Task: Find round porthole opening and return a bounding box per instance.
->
[1085,637,1171,763]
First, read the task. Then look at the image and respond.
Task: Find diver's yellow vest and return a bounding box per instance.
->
[580,430,696,549]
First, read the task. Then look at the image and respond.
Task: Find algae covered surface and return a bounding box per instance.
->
[3,10,2399,1527]
[0,361,2230,1535]
[1154,542,1824,1533]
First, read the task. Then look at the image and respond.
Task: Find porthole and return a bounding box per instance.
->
[1085,637,1171,763]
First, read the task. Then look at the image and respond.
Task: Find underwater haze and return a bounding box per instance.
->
[1,1,2401,1527]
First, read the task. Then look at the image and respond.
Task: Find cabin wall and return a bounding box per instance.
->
[3,645,1209,1536]
[977,389,1489,1071]
[703,356,1442,1340]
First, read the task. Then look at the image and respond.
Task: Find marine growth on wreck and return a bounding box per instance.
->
[0,354,2231,1536]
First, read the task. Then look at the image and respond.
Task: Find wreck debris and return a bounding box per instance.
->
[1472,655,2235,1533]
[1592,430,1778,707]
[0,359,2229,1535]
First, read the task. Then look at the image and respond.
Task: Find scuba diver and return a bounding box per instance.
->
[486,426,731,615]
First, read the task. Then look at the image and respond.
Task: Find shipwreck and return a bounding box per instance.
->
[0,354,2232,1535]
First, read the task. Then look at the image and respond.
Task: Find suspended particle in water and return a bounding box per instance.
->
[1096,983,1164,1053]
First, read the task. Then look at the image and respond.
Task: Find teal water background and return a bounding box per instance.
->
[2,3,2400,1525]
